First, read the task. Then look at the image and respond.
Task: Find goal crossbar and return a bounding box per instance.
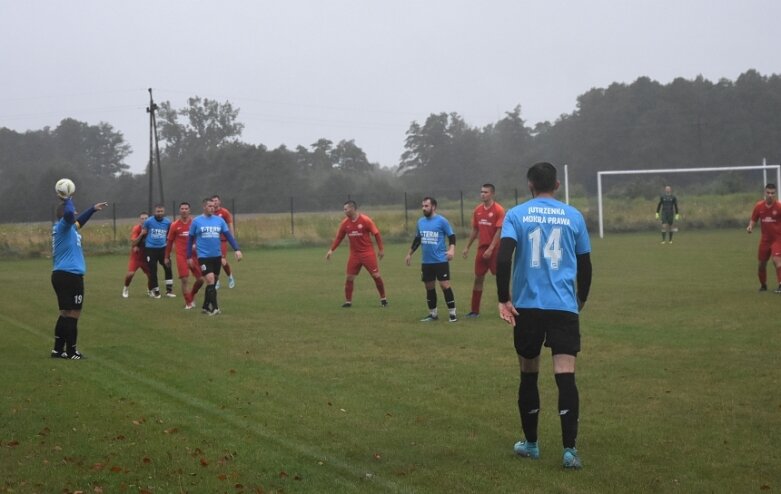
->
[597,164,781,238]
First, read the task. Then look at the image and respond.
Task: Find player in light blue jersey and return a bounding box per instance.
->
[51,192,107,360]
[405,197,458,322]
[134,204,175,298]
[187,198,243,315]
[496,162,592,469]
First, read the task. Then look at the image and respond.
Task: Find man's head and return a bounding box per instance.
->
[153,204,165,220]
[202,198,215,216]
[138,211,149,224]
[422,197,437,218]
[664,186,672,196]
[480,184,496,205]
[211,195,222,208]
[179,202,191,219]
[765,183,777,205]
[527,162,558,196]
[343,200,358,219]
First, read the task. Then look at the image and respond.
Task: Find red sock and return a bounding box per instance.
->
[345,280,354,302]
[191,279,204,297]
[373,277,386,298]
[759,269,768,286]
[124,274,132,287]
[776,265,781,284]
[471,290,482,313]
[184,290,192,304]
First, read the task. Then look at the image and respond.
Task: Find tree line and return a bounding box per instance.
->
[2,69,780,222]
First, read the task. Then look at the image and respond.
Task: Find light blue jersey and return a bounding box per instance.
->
[416,214,454,264]
[188,214,239,259]
[501,197,591,313]
[52,198,85,275]
[143,216,171,249]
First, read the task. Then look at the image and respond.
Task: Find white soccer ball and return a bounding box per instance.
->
[55,178,76,199]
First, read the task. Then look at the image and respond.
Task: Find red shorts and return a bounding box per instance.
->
[189,256,203,278]
[346,252,379,276]
[174,253,191,278]
[127,252,149,274]
[220,240,228,257]
[474,246,498,276]
[758,237,781,261]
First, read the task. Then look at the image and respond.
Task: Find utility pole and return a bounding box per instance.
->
[146,88,164,212]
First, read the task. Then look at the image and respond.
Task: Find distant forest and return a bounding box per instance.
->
[2,69,780,222]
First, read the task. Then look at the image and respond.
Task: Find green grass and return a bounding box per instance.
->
[1,230,779,493]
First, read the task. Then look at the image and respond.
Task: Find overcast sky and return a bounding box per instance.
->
[1,0,779,174]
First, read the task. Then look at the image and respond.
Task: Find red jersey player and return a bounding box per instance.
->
[746,183,781,292]
[122,211,152,298]
[325,200,387,307]
[461,183,505,317]
[211,194,236,289]
[165,202,204,309]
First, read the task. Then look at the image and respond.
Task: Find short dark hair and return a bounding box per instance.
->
[766,183,777,190]
[202,197,213,205]
[344,200,357,209]
[138,211,148,216]
[179,202,190,208]
[482,183,495,193]
[154,204,165,210]
[211,194,221,200]
[527,162,557,193]
[422,196,437,207]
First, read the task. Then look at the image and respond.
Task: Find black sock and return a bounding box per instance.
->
[669,231,674,241]
[426,288,437,310]
[661,232,666,241]
[519,372,540,443]
[443,287,455,309]
[53,316,66,353]
[555,372,579,449]
[63,317,78,355]
[206,285,218,310]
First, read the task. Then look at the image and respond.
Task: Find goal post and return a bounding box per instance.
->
[596,164,781,238]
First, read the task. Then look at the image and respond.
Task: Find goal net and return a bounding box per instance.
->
[597,163,781,238]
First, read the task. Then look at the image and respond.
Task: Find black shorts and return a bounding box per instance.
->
[199,257,222,277]
[51,270,84,310]
[513,308,580,358]
[661,212,674,225]
[421,262,451,282]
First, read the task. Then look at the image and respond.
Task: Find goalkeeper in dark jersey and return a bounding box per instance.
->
[656,185,679,244]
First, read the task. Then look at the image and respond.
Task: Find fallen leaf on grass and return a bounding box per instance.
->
[279,471,288,479]
[373,453,382,461]
[142,457,151,464]
[92,463,105,471]
[110,465,123,473]
[7,440,19,447]
[218,474,227,480]
[200,457,209,467]
[163,428,179,434]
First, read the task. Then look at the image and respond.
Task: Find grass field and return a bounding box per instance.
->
[1,230,779,493]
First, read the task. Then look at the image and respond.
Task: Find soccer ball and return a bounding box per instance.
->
[55,178,76,199]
